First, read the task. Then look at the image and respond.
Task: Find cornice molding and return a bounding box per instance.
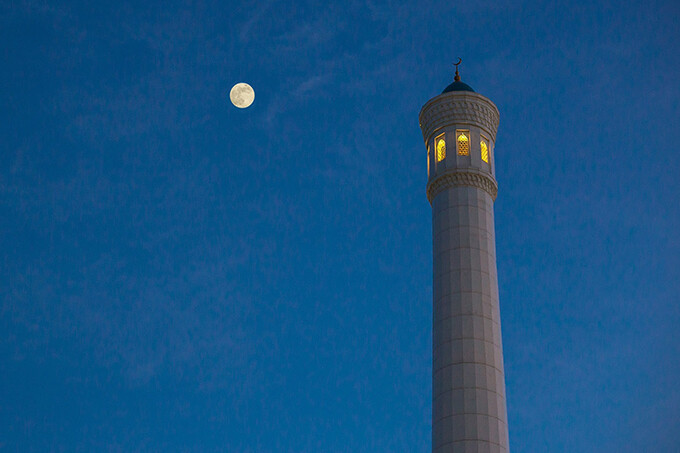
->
[426,170,498,203]
[419,93,500,143]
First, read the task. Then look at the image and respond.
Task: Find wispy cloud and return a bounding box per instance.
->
[270,16,336,54]
[238,0,275,42]
[263,71,335,126]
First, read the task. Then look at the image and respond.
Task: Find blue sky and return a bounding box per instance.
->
[1,0,679,451]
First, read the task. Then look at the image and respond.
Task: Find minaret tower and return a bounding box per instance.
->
[419,60,510,453]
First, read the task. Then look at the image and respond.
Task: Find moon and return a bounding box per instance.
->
[230,83,255,108]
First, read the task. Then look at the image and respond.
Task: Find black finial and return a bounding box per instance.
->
[453,58,462,82]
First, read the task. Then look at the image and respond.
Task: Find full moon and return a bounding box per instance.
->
[230,83,255,108]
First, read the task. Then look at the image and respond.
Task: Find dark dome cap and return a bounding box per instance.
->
[442,80,475,93]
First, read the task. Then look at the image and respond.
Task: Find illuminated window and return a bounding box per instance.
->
[427,145,431,177]
[435,133,446,162]
[456,131,469,155]
[480,137,489,163]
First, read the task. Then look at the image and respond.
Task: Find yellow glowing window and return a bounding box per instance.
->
[457,131,469,155]
[427,145,431,177]
[481,138,489,163]
[435,133,446,162]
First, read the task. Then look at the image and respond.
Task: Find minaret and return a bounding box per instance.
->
[419,61,510,453]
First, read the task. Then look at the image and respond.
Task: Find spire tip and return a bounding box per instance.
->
[453,58,462,82]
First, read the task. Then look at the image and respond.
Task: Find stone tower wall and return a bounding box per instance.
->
[420,91,510,453]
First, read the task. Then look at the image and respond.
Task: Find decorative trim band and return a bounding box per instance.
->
[419,93,500,143]
[426,170,498,203]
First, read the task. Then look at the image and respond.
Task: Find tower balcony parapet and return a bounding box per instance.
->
[419,92,500,144]
[426,168,499,204]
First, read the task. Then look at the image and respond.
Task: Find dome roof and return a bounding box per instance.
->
[442,80,475,93]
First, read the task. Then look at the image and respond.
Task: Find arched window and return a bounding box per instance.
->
[456,131,469,155]
[427,144,431,177]
[480,137,489,163]
[435,133,446,162]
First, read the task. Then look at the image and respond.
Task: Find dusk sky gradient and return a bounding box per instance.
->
[2,0,679,451]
